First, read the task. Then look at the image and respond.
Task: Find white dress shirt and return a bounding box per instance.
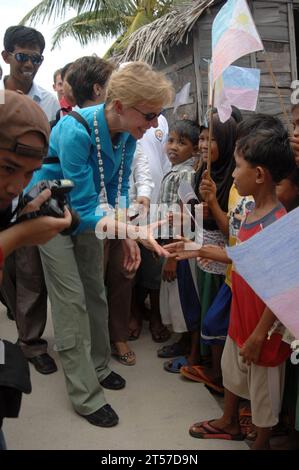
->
[129,141,154,203]
[135,115,170,205]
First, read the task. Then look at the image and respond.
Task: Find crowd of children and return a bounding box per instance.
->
[163,107,299,450]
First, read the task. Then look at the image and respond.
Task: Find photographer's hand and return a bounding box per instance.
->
[0,207,72,260]
[19,188,52,215]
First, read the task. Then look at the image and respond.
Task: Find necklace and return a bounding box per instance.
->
[93,110,125,216]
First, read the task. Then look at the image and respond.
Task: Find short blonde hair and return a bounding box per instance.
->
[105,61,174,109]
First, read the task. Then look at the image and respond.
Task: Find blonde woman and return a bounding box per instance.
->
[30,62,174,427]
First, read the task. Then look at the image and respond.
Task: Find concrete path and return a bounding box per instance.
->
[0,305,248,451]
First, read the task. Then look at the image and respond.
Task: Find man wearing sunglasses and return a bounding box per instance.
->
[2,26,59,121]
[0,26,60,376]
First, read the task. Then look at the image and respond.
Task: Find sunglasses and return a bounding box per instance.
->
[8,52,44,66]
[132,106,161,122]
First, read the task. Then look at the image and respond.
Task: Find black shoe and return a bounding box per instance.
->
[80,404,119,427]
[28,353,58,375]
[100,371,126,390]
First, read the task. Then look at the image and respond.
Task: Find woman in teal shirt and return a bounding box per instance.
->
[33,62,174,428]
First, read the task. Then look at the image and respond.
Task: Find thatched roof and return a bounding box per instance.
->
[118,0,216,64]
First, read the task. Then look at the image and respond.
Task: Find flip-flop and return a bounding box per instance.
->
[180,366,224,394]
[157,342,189,358]
[180,365,206,381]
[163,356,188,373]
[189,420,245,441]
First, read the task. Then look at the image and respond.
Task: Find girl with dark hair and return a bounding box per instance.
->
[164,110,240,376]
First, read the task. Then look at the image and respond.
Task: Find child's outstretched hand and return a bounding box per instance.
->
[163,237,202,260]
[239,334,264,365]
[199,170,217,205]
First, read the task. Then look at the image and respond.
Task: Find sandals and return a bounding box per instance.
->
[150,325,171,343]
[163,356,189,373]
[157,342,189,358]
[112,350,136,366]
[180,365,224,394]
[189,420,245,441]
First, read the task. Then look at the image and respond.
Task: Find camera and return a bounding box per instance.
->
[17,179,80,235]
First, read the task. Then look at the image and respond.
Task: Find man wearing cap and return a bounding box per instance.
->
[1,25,60,374]
[0,90,71,449]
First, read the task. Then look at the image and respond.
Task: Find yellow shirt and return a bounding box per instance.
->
[225,184,254,287]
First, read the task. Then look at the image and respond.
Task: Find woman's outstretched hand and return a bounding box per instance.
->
[129,220,170,257]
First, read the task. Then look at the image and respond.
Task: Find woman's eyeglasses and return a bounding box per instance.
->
[132,106,161,122]
[8,52,44,66]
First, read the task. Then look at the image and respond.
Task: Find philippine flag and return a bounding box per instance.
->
[212,0,263,84]
[214,65,260,122]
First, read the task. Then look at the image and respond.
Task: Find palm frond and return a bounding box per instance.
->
[21,1,74,25]
[76,1,137,16]
[126,10,153,35]
[20,0,136,26]
[51,10,126,48]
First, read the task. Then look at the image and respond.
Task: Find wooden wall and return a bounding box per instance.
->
[155,40,198,126]
[154,0,297,126]
[253,0,294,121]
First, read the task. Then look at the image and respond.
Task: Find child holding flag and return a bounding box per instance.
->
[163,110,240,372]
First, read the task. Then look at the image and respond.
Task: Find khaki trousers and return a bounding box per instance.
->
[39,232,111,415]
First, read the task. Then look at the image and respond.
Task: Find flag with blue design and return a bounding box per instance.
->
[214,65,260,122]
[212,0,263,84]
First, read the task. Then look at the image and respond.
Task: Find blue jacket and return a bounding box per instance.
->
[30,104,136,234]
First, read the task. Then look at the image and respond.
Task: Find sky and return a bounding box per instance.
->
[0,0,114,93]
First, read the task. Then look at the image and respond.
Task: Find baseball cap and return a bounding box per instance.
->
[0,90,50,157]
